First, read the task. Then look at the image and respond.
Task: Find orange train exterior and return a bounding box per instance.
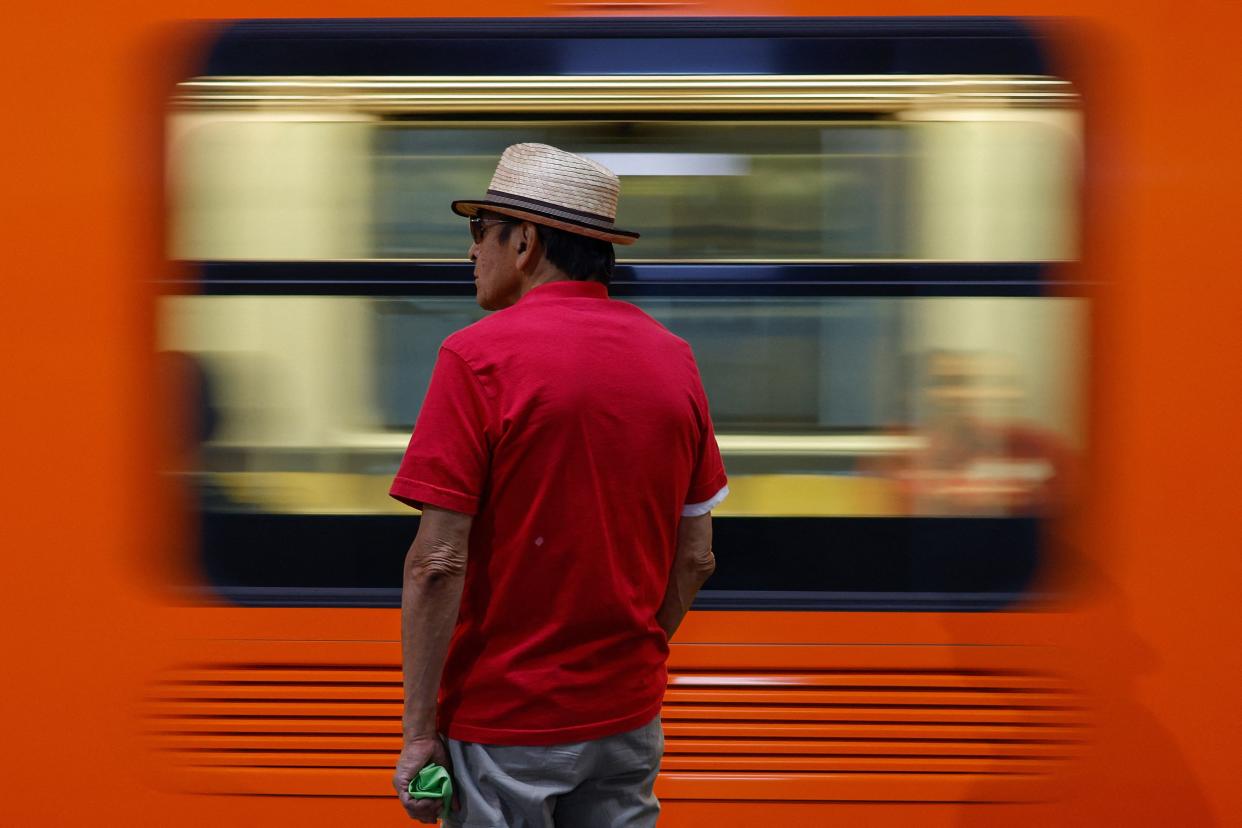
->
[4,2,1241,827]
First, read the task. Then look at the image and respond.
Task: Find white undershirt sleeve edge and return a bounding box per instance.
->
[681,484,729,517]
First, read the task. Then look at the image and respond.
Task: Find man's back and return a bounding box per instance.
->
[391,280,726,745]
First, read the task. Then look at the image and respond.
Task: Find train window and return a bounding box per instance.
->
[162,292,1083,607]
[170,84,1078,264]
[162,18,1084,610]
[370,121,910,260]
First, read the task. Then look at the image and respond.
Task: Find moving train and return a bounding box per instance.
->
[6,6,1239,827]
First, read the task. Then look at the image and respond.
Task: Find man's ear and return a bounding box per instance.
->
[515,223,536,268]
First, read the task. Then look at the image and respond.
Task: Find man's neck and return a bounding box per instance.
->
[518,264,573,298]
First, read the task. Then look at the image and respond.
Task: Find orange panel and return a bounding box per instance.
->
[137,647,1088,805]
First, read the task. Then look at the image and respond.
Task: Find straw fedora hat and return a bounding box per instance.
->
[451,143,640,245]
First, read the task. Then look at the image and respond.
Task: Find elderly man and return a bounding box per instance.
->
[389,143,728,827]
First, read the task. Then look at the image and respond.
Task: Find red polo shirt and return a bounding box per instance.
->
[390,280,727,745]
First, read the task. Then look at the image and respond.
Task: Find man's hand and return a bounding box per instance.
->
[393,735,452,823]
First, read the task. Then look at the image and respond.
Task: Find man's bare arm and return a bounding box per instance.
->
[656,513,716,640]
[400,504,472,739]
[393,505,472,823]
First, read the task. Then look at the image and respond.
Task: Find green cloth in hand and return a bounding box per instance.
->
[408,762,454,820]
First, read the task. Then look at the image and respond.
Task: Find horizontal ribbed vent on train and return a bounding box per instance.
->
[143,663,1087,800]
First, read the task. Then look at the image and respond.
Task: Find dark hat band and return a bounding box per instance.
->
[452,198,640,243]
[484,189,617,228]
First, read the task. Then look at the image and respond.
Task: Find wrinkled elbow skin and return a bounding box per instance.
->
[690,548,716,583]
[406,539,467,581]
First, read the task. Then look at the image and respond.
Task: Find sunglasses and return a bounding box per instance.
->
[469,215,517,244]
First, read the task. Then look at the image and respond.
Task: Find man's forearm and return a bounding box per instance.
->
[656,514,715,640]
[401,508,471,741]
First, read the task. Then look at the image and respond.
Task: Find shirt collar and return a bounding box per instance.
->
[519,280,609,304]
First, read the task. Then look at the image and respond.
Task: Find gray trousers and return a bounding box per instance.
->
[443,717,663,828]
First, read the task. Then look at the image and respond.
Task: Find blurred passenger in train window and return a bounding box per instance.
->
[159,349,254,590]
[884,350,1076,517]
[160,350,218,490]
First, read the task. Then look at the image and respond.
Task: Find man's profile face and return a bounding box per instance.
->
[469,212,524,311]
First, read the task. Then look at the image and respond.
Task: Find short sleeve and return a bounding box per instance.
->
[389,347,493,515]
[684,373,728,508]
